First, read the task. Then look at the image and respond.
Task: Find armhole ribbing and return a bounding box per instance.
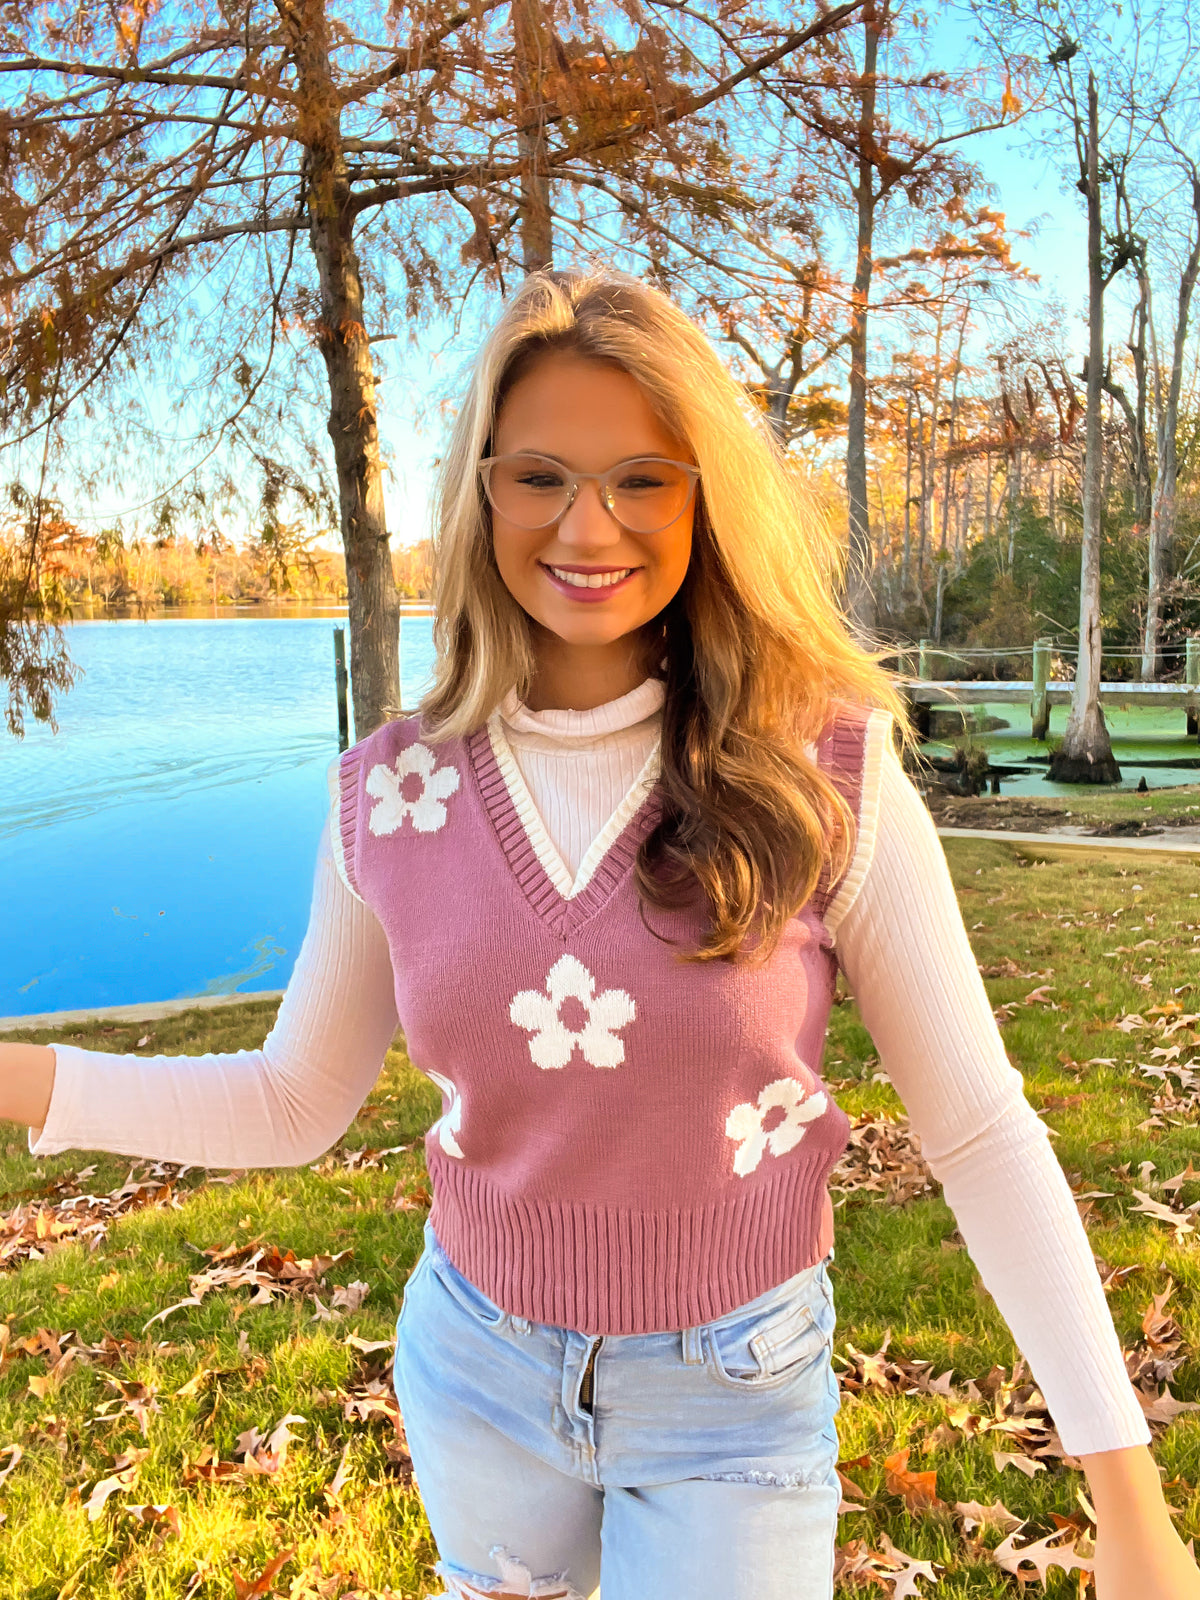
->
[326,754,363,903]
[824,706,893,940]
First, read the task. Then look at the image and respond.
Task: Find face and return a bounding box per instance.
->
[487,352,696,674]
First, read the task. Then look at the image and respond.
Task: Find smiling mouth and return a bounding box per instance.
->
[541,564,638,589]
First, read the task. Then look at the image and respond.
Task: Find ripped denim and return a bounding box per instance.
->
[391,1220,841,1600]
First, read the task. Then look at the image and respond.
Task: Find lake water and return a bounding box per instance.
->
[3,615,1198,1018]
[0,613,436,1019]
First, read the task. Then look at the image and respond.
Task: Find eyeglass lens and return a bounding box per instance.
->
[484,454,694,533]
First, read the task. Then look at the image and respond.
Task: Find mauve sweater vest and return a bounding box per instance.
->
[335,698,871,1335]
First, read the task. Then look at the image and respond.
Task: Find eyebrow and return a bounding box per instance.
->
[499,450,680,466]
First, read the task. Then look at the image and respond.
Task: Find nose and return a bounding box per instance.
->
[555,476,623,550]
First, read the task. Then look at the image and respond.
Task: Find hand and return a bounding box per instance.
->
[1094,1515,1200,1599]
[0,1041,56,1127]
[1083,1445,1200,1600]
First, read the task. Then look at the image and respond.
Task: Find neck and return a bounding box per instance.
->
[525,628,654,712]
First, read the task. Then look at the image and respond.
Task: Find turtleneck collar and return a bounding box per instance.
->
[498,676,665,743]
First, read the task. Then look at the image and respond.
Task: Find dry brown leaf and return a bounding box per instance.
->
[0,1443,22,1487]
[0,1161,194,1272]
[876,1531,940,1598]
[829,1113,937,1206]
[834,1533,939,1597]
[993,1451,1046,1477]
[883,1447,946,1515]
[991,1525,1094,1585]
[1137,1384,1200,1425]
[125,1502,181,1537]
[236,1411,307,1476]
[342,1332,394,1357]
[230,1547,296,1600]
[332,1280,370,1312]
[955,1498,1024,1534]
[83,1451,146,1521]
[1129,1188,1198,1242]
[324,1440,353,1505]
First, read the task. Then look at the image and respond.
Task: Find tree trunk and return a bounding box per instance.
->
[513,0,553,273]
[291,0,399,739]
[939,310,967,561]
[1006,448,1020,570]
[901,390,913,597]
[843,0,882,641]
[915,391,930,588]
[1051,72,1120,784]
[1141,162,1200,679]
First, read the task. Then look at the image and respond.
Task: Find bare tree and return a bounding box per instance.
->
[1141,124,1200,675]
[0,0,863,736]
[769,0,1021,638]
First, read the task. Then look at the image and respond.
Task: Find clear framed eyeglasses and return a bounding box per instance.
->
[478,452,701,535]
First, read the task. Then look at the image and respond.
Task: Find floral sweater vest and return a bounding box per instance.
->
[334,700,873,1335]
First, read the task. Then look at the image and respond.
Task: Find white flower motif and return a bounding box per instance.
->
[509,954,636,1070]
[725,1079,828,1178]
[426,1068,464,1159]
[366,743,460,836]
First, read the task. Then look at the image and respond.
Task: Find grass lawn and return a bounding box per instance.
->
[1,836,1199,1597]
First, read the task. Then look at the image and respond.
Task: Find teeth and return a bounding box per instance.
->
[548,566,632,589]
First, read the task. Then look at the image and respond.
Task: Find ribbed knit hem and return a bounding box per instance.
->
[427,1141,844,1336]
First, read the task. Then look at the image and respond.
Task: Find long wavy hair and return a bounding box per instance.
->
[419,265,909,963]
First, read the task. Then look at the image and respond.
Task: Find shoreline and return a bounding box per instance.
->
[0,989,284,1035]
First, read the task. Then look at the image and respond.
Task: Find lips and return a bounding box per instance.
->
[539,562,640,601]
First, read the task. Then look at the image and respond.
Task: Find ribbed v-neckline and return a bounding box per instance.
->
[467,719,662,938]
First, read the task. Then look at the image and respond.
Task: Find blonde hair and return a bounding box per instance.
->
[421,265,909,962]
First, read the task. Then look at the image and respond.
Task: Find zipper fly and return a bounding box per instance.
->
[579,1336,604,1415]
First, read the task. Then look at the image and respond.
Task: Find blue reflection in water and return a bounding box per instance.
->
[0,615,436,1016]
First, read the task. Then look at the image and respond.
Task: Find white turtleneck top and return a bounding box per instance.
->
[29,678,1151,1456]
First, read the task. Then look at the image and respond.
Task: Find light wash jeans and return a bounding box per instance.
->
[391,1219,842,1600]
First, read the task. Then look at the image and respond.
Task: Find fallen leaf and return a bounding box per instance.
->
[332,1280,370,1312]
[955,1498,1023,1534]
[142,1296,203,1331]
[230,1547,296,1600]
[883,1447,946,1514]
[993,1451,1046,1477]
[1129,1189,1197,1242]
[84,1465,138,1520]
[992,1525,1094,1584]
[325,1440,353,1503]
[342,1332,394,1357]
[125,1502,181,1536]
[877,1531,940,1598]
[0,1444,22,1487]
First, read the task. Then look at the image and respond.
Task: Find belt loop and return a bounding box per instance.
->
[511,1314,531,1335]
[681,1325,704,1365]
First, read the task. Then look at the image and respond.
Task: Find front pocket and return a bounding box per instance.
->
[428,1247,508,1328]
[706,1296,831,1391]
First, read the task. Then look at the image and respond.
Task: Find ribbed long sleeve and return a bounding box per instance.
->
[835,740,1150,1455]
[30,821,399,1168]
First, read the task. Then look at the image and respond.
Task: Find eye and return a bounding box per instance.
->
[615,467,669,491]
[512,457,569,490]
[517,471,567,489]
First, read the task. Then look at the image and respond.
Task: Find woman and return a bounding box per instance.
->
[3,267,1197,1600]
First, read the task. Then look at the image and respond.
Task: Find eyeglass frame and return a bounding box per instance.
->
[477,452,702,534]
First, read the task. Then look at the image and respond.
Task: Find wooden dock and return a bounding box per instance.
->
[901,636,1200,740]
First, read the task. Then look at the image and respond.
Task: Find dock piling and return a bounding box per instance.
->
[1187,636,1199,740]
[334,626,350,753]
[1031,636,1052,741]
